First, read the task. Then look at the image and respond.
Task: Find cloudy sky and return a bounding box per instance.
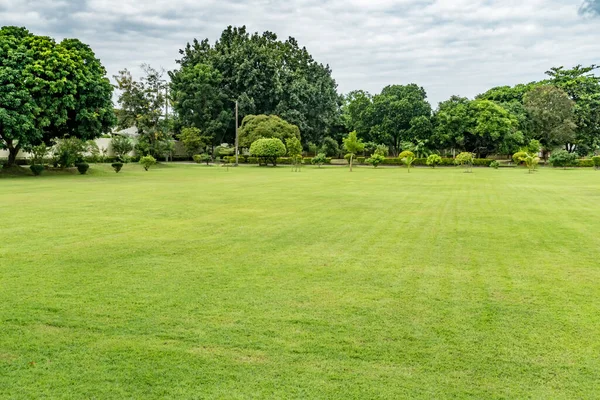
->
[2,0,599,106]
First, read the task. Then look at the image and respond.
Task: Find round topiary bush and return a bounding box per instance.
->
[249,138,286,166]
[398,150,415,160]
[139,155,157,171]
[111,162,123,173]
[30,164,44,176]
[76,162,89,175]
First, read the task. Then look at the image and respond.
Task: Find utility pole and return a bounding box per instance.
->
[235,100,239,166]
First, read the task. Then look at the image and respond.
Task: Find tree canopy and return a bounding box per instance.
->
[238,114,301,148]
[170,26,340,145]
[0,26,115,166]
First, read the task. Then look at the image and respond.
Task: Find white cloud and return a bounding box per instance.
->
[2,0,598,106]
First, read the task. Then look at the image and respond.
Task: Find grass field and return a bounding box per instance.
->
[1,164,599,399]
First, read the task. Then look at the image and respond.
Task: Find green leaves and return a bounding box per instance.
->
[239,115,300,149]
[249,138,286,166]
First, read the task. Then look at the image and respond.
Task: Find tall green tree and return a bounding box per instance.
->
[114,65,172,158]
[171,26,340,145]
[524,85,576,158]
[363,84,432,154]
[0,26,115,167]
[546,65,600,155]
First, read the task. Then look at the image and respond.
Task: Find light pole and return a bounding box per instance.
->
[235,100,239,166]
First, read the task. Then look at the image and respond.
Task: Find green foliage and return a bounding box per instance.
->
[342,131,365,172]
[286,137,303,158]
[239,115,301,149]
[524,139,541,155]
[111,135,134,162]
[53,138,88,168]
[111,162,124,173]
[30,144,47,166]
[179,127,207,157]
[455,152,475,172]
[366,153,386,168]
[398,150,415,160]
[549,150,577,169]
[524,86,576,153]
[592,156,600,169]
[194,154,212,165]
[76,162,89,175]
[373,144,389,156]
[249,138,286,166]
[213,145,234,159]
[307,142,319,156]
[426,154,442,168]
[310,153,328,168]
[524,154,540,174]
[490,160,500,169]
[400,152,416,173]
[29,164,44,176]
[320,137,340,157]
[172,26,339,145]
[0,27,115,167]
[512,151,528,165]
[139,155,157,171]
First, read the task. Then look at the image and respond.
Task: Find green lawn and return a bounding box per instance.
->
[1,164,599,399]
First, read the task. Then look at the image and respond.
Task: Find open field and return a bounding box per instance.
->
[1,164,600,399]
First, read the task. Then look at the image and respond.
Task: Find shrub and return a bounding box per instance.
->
[524,154,540,174]
[249,138,286,166]
[356,157,366,164]
[76,162,89,175]
[575,159,594,168]
[112,162,124,173]
[247,157,259,164]
[366,153,386,168]
[111,135,134,162]
[194,154,212,165]
[549,150,577,169]
[53,138,87,168]
[426,154,442,168]
[139,155,157,171]
[30,164,44,176]
[30,144,47,166]
[374,144,389,157]
[311,153,328,168]
[512,151,528,165]
[320,137,339,157]
[489,160,500,169]
[455,152,474,172]
[592,156,600,169]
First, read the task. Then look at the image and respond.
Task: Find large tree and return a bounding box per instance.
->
[114,65,172,158]
[0,26,115,167]
[524,85,576,157]
[546,65,600,155]
[433,97,520,157]
[362,84,432,154]
[170,26,340,145]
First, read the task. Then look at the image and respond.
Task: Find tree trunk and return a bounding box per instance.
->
[349,154,353,172]
[6,144,20,168]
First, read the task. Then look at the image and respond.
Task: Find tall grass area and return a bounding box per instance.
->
[1,164,599,398]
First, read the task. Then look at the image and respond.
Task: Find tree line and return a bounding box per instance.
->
[2,25,599,168]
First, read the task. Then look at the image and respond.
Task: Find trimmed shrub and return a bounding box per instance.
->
[472,158,493,167]
[593,156,600,170]
[139,155,157,171]
[247,157,259,164]
[455,152,474,172]
[366,153,386,168]
[426,154,442,168]
[76,162,90,175]
[356,157,366,164]
[549,150,577,169]
[575,159,594,168]
[194,154,212,165]
[512,151,528,165]
[490,160,500,169]
[249,138,286,166]
[398,150,415,160]
[112,162,123,173]
[30,164,44,176]
[311,153,328,168]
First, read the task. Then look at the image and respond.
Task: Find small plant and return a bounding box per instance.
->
[76,162,90,175]
[523,154,540,174]
[366,153,386,168]
[30,164,44,176]
[30,144,48,166]
[111,135,134,162]
[426,154,442,168]
[311,153,327,168]
[455,152,474,173]
[549,150,577,169]
[112,162,124,173]
[399,151,416,173]
[489,160,500,169]
[139,155,157,171]
[592,155,600,170]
